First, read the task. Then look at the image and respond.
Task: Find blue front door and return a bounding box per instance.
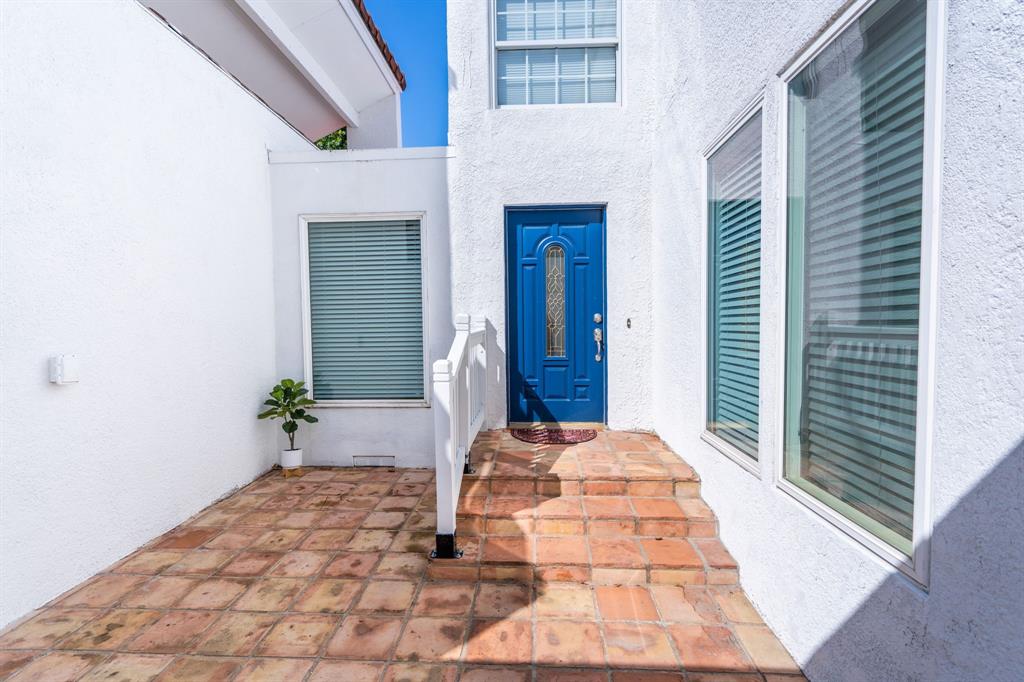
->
[506,207,606,423]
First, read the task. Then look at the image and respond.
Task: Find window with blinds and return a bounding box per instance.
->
[783,0,927,555]
[707,111,762,461]
[497,48,616,105]
[305,219,425,402]
[494,0,618,106]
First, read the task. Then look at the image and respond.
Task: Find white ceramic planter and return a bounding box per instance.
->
[281,448,303,470]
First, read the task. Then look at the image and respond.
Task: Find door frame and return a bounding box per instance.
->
[503,204,608,425]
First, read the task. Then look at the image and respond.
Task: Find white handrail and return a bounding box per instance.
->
[432,313,487,558]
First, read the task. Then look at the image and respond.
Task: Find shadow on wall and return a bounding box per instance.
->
[486,318,507,427]
[803,438,1024,681]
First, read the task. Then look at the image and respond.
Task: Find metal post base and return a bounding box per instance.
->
[431,533,463,559]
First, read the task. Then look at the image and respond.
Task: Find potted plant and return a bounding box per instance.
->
[258,379,318,474]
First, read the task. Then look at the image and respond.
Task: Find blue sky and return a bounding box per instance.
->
[364,0,448,147]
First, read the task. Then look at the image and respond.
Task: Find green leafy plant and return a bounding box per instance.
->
[315,127,347,150]
[258,379,318,450]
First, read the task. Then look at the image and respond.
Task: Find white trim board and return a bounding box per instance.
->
[338,0,404,95]
[269,147,454,164]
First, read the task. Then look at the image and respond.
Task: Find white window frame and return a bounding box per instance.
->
[774,0,945,588]
[700,93,765,478]
[490,0,622,108]
[298,212,430,408]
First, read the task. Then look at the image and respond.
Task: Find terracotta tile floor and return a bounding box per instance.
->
[0,430,804,681]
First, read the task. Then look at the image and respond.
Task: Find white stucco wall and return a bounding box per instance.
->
[267,148,453,468]
[0,0,310,627]
[646,1,1024,680]
[447,0,1023,678]
[446,0,657,430]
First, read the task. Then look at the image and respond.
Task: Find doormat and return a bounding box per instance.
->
[510,427,597,444]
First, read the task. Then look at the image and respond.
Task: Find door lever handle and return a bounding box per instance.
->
[593,328,603,362]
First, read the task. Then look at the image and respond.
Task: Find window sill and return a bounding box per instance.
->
[494,102,621,111]
[495,38,619,50]
[774,476,928,590]
[313,399,430,409]
[700,430,760,478]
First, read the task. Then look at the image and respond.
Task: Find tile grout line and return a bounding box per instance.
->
[0,434,802,681]
[304,470,435,680]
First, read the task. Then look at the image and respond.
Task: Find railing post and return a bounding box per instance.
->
[432,357,461,559]
[470,315,487,441]
[454,314,474,475]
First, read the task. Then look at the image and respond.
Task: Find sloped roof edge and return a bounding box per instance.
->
[351,0,407,91]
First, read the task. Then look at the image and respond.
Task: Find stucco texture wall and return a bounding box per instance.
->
[447,0,1023,677]
[268,149,453,469]
[646,0,1024,680]
[0,1,309,627]
[446,0,657,431]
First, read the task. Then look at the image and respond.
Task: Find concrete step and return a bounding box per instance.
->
[456,495,718,538]
[444,429,737,588]
[463,474,701,499]
[427,534,739,587]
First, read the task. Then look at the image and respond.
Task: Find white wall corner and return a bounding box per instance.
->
[348,93,403,149]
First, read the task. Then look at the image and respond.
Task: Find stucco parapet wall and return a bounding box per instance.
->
[269,146,455,164]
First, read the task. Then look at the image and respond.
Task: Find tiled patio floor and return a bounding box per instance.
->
[0,430,803,681]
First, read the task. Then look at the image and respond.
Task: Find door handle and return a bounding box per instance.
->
[593,327,603,362]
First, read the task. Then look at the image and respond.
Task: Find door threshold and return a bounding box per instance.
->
[508,422,607,430]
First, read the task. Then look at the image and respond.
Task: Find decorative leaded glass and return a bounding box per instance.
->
[545,245,566,357]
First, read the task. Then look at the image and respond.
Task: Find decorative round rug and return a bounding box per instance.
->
[510,427,597,444]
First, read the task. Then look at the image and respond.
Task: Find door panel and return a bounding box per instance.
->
[507,207,606,422]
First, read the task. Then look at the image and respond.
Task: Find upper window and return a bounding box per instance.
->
[494,0,619,106]
[783,0,931,561]
[304,218,425,403]
[707,109,762,463]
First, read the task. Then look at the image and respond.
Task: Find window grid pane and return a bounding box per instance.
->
[708,112,762,460]
[783,0,927,555]
[496,0,617,41]
[496,49,526,105]
[562,0,586,38]
[496,47,616,104]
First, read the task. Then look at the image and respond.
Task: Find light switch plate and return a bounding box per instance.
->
[48,354,80,384]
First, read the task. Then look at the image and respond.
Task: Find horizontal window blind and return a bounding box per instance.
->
[784,0,927,553]
[707,111,762,459]
[307,220,424,401]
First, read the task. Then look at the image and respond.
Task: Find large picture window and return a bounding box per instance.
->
[494,0,618,106]
[303,218,425,403]
[783,0,930,559]
[707,110,762,462]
